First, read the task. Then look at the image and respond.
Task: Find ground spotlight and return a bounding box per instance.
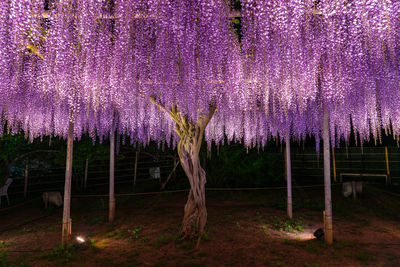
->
[74,235,87,249]
[76,236,85,244]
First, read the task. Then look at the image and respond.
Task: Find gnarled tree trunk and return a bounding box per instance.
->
[152,98,215,246]
[178,126,207,243]
[175,108,215,246]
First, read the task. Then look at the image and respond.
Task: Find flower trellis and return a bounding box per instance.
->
[0,0,398,245]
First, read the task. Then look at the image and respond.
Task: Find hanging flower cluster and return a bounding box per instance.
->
[240,0,400,147]
[0,0,399,149]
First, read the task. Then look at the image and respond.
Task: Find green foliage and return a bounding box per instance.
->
[86,239,101,252]
[261,224,271,236]
[106,229,124,239]
[151,234,174,249]
[0,133,28,185]
[106,226,144,240]
[200,232,211,241]
[0,241,8,249]
[127,226,143,239]
[42,244,75,263]
[0,251,9,267]
[206,144,284,187]
[355,251,376,263]
[179,241,195,250]
[272,216,305,233]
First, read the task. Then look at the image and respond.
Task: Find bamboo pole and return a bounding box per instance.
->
[62,121,74,246]
[323,106,333,245]
[84,158,88,191]
[133,150,139,188]
[385,146,391,185]
[109,125,116,223]
[285,135,293,219]
[332,148,337,182]
[24,160,28,198]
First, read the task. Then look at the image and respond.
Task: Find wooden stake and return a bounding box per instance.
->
[285,135,293,219]
[173,156,177,181]
[323,106,333,245]
[161,160,180,190]
[62,121,74,246]
[385,146,391,185]
[24,160,28,198]
[332,148,337,182]
[109,125,115,223]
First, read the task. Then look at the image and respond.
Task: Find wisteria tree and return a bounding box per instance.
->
[0,0,399,245]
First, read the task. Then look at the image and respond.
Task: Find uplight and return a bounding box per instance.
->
[76,236,85,243]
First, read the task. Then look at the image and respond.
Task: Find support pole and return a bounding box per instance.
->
[84,158,88,191]
[109,125,115,223]
[323,106,333,245]
[285,135,293,219]
[352,181,356,200]
[385,146,391,185]
[332,148,337,182]
[133,150,139,188]
[62,121,74,246]
[24,160,28,198]
[173,156,177,181]
[161,160,180,190]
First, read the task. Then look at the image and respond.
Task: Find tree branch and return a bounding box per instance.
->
[150,96,187,137]
[25,44,44,59]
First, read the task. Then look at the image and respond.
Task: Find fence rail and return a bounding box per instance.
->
[6,146,400,198]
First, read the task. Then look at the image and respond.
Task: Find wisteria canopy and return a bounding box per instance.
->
[0,0,399,148]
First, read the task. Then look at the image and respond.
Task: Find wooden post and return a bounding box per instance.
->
[109,125,115,223]
[173,156,177,181]
[84,158,88,191]
[133,150,139,188]
[332,148,337,182]
[385,146,391,185]
[161,160,180,190]
[323,106,333,245]
[285,135,293,219]
[24,160,28,198]
[62,121,74,246]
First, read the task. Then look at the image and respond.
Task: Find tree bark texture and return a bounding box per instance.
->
[175,108,215,247]
[323,106,333,245]
[109,124,116,223]
[285,135,293,219]
[151,98,215,247]
[62,121,74,246]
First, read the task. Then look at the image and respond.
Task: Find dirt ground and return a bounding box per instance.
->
[0,185,399,267]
